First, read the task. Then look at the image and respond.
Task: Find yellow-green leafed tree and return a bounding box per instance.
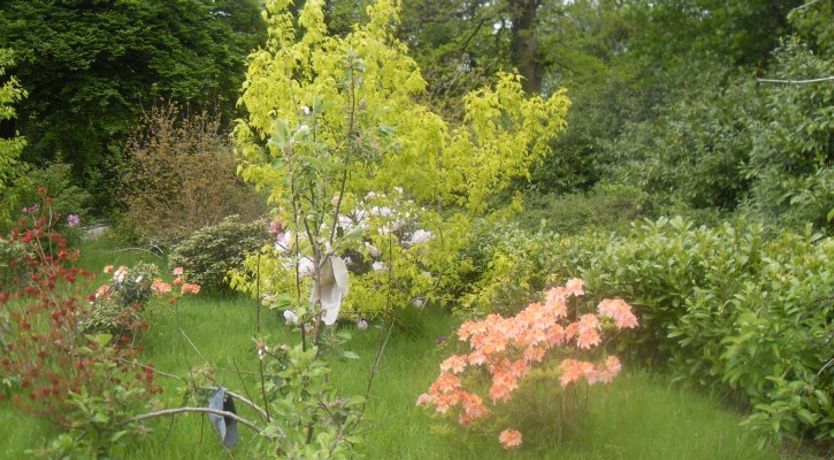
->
[0,48,28,225]
[231,0,570,322]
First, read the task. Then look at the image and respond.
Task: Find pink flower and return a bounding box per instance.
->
[172,267,184,276]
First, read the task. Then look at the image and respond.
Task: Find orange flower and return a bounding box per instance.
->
[545,324,565,347]
[95,284,110,299]
[597,298,638,329]
[103,265,114,274]
[489,371,518,402]
[565,277,584,297]
[172,276,184,286]
[430,373,461,394]
[559,358,594,387]
[576,327,601,349]
[151,279,172,295]
[181,283,201,294]
[440,355,468,374]
[499,428,522,449]
[523,345,545,363]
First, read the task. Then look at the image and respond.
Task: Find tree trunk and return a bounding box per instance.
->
[510,0,542,93]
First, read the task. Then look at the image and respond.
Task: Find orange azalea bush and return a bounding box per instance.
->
[418,278,637,449]
[83,265,201,337]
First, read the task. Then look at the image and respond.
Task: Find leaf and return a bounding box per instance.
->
[342,351,360,360]
[85,334,113,346]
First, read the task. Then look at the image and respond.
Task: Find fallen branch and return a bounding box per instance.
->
[757,76,834,85]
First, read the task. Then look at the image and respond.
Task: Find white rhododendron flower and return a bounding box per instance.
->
[274,231,291,253]
[283,310,299,325]
[298,257,315,277]
[408,229,432,246]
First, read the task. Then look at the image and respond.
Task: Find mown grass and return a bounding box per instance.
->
[0,238,815,459]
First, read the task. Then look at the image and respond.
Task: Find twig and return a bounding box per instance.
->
[256,251,262,334]
[360,314,395,418]
[757,76,834,84]
[115,358,185,382]
[114,247,164,258]
[257,356,272,422]
[115,358,271,422]
[131,407,268,435]
[231,359,270,422]
[818,356,834,377]
[180,328,210,365]
[794,0,824,11]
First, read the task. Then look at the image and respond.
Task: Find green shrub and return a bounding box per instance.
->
[517,184,649,234]
[580,217,768,366]
[456,220,605,316]
[20,163,91,221]
[169,215,269,292]
[575,218,834,444]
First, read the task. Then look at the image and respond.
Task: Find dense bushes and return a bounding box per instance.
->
[591,219,834,445]
[169,215,269,292]
[119,104,265,245]
[517,184,648,234]
[461,216,834,444]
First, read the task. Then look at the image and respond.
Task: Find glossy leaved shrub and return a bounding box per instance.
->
[169,215,269,292]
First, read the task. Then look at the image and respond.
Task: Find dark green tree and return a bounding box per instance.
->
[0,0,265,208]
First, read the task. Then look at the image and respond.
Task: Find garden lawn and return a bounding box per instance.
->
[0,239,814,459]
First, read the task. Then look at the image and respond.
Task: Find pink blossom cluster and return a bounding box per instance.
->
[418,279,638,449]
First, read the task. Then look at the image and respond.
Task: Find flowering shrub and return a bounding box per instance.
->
[0,193,158,426]
[419,279,637,449]
[1,193,200,456]
[81,262,200,337]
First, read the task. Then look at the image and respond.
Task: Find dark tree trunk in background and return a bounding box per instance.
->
[510,0,542,93]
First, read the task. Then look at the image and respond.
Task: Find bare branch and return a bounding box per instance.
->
[131,407,268,435]
[197,386,270,422]
[757,76,834,85]
[794,0,824,11]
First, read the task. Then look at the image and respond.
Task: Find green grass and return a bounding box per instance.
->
[0,238,817,459]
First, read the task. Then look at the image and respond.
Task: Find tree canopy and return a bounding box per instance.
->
[0,0,265,206]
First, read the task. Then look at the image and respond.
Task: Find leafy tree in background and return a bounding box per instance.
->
[0,0,265,209]
[0,48,28,226]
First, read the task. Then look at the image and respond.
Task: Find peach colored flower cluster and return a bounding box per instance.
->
[94,266,199,300]
[417,278,638,449]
